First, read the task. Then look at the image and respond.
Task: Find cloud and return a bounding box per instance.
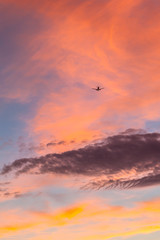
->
[82,174,160,190]
[120,128,147,135]
[0,182,10,186]
[24,0,160,152]
[0,196,160,239]
[0,0,49,102]
[1,130,160,189]
[17,136,70,155]
[1,0,160,151]
[0,140,12,150]
[0,182,23,199]
[3,191,20,198]
[46,140,66,147]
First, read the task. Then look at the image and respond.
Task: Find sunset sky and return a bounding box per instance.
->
[0,0,160,239]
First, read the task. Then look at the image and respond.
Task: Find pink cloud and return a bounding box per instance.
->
[18,0,160,149]
[0,196,160,239]
[1,0,160,152]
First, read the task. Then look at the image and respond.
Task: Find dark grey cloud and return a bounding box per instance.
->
[17,136,46,154]
[46,140,66,147]
[81,174,160,190]
[0,182,10,186]
[1,130,160,189]
[0,190,28,199]
[3,191,20,198]
[120,128,147,135]
[18,137,69,154]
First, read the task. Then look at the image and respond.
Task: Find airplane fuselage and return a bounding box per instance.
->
[92,86,104,91]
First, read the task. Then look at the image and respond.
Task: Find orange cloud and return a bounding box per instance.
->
[18,0,159,152]
[0,196,160,239]
[1,0,160,154]
[1,1,160,239]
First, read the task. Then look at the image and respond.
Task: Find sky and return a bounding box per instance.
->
[0,0,160,239]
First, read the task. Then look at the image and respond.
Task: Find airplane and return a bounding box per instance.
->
[92,86,104,91]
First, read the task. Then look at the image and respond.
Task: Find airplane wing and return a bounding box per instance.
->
[92,88,97,90]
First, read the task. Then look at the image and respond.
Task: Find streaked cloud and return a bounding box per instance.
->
[1,1,160,239]
[1,0,160,150]
[2,130,160,189]
[0,196,160,239]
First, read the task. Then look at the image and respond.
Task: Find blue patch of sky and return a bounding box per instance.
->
[0,190,48,212]
[35,184,160,210]
[145,120,160,132]
[92,185,160,208]
[0,100,27,139]
[0,99,36,165]
[1,184,160,214]
[123,230,160,240]
[0,184,80,212]
[0,183,100,213]
[36,185,88,209]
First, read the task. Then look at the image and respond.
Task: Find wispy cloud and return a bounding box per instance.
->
[0,196,160,239]
[1,0,160,150]
[2,130,160,189]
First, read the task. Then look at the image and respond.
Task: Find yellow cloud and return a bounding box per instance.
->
[0,197,160,239]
